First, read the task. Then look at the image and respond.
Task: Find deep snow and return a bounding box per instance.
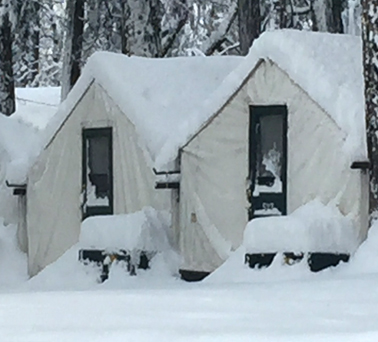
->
[0,31,374,341]
[2,219,378,341]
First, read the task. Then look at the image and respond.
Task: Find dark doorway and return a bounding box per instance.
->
[82,127,113,219]
[249,106,287,220]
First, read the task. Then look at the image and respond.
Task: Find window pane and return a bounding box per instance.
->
[255,114,283,193]
[87,135,110,201]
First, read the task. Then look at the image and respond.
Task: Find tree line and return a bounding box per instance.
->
[0,0,368,116]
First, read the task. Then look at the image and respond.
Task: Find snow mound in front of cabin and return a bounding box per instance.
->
[205,201,359,284]
[203,246,315,284]
[0,220,28,290]
[79,207,173,253]
[244,200,358,254]
[26,208,181,291]
[337,221,378,275]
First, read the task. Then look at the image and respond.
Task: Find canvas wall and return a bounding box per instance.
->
[26,83,171,276]
[179,60,368,273]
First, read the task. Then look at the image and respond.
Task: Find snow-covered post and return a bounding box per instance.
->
[0,0,15,116]
[361,0,378,217]
[238,0,261,56]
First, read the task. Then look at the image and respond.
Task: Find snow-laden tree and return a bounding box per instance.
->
[342,0,361,35]
[13,1,40,87]
[0,0,15,116]
[37,0,64,87]
[8,0,64,88]
[361,0,378,216]
[176,1,238,56]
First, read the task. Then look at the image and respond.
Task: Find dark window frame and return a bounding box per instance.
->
[82,127,113,220]
[249,105,288,220]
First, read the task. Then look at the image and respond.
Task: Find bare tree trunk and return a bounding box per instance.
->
[238,0,261,56]
[61,0,85,100]
[362,0,378,217]
[0,9,15,116]
[279,0,290,28]
[70,0,85,89]
[331,0,344,33]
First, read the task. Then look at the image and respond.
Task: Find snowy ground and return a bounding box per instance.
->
[2,221,378,341]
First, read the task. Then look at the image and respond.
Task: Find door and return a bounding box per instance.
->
[82,127,113,219]
[248,106,287,219]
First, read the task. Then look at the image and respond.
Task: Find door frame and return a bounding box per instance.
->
[248,105,288,220]
[82,127,113,219]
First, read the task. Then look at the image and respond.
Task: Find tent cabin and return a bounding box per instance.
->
[12,52,240,277]
[9,29,368,278]
[177,30,368,279]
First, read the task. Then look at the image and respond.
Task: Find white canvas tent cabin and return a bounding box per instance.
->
[176,30,369,279]
[5,29,368,279]
[8,53,241,277]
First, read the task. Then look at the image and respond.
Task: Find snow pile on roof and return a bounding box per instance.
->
[80,207,173,253]
[0,87,60,184]
[13,87,60,130]
[253,30,365,161]
[0,115,40,184]
[42,30,365,169]
[43,52,241,168]
[160,30,365,166]
[244,200,359,254]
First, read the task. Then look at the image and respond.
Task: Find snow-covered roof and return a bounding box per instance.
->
[254,30,365,161]
[42,52,241,169]
[178,29,365,164]
[37,30,366,173]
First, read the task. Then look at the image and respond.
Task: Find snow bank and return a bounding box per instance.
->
[0,219,28,290]
[244,200,358,254]
[204,246,315,284]
[27,208,180,290]
[80,207,172,252]
[338,220,378,275]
